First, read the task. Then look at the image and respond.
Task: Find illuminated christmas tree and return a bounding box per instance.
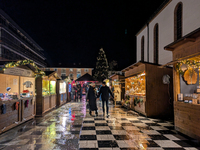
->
[94,48,109,82]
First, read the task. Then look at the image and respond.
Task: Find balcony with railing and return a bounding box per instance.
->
[0,15,45,58]
[0,37,46,67]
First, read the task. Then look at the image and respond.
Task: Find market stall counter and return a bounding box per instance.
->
[164,27,200,140]
[123,61,173,118]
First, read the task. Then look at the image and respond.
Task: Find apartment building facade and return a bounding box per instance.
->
[0,9,46,67]
[42,68,93,80]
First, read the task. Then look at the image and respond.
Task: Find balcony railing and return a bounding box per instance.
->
[0,37,46,67]
[0,23,45,58]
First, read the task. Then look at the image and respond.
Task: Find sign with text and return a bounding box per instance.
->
[4,67,34,77]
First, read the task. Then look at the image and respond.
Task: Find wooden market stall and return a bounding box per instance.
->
[56,79,67,106]
[110,74,125,103]
[0,60,40,134]
[36,71,60,116]
[164,27,200,141]
[122,61,173,118]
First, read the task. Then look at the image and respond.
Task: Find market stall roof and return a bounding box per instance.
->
[2,60,46,76]
[44,71,61,79]
[160,27,200,68]
[164,27,200,51]
[109,73,124,79]
[122,61,143,72]
[121,61,158,72]
[75,73,97,82]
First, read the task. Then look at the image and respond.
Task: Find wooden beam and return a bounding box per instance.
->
[134,64,139,67]
[164,47,174,51]
[184,38,196,42]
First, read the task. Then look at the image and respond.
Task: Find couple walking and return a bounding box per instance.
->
[86,82,114,117]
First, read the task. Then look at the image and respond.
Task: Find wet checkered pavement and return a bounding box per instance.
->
[0,97,200,150]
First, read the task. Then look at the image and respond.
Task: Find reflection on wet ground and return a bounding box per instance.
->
[0,97,200,150]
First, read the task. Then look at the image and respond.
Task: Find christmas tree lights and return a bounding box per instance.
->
[94,48,109,82]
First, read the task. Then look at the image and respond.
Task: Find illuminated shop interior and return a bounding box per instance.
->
[125,71,146,96]
[50,81,56,94]
[59,82,66,94]
[176,56,200,104]
[42,80,50,96]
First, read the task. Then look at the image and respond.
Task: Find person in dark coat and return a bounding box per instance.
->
[77,84,82,100]
[86,83,98,116]
[98,82,114,117]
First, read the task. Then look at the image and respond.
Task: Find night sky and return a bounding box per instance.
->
[0,0,165,70]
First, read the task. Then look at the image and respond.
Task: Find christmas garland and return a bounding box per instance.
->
[176,59,200,75]
[3,60,45,77]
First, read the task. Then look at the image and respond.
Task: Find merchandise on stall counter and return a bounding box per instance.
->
[20,90,33,98]
[125,71,146,96]
[176,56,200,105]
[42,80,50,96]
[0,87,18,101]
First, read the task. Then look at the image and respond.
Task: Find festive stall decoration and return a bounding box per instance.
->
[175,59,200,75]
[3,60,45,77]
[183,68,198,84]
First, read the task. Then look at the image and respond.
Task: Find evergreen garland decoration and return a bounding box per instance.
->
[94,48,109,82]
[176,59,200,75]
[3,60,45,77]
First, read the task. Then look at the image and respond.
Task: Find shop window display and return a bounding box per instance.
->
[125,72,146,96]
[176,56,200,104]
[59,82,66,94]
[50,81,56,94]
[42,80,50,96]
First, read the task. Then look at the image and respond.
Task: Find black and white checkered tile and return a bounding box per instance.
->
[79,108,200,150]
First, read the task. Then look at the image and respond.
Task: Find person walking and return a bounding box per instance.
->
[98,82,114,117]
[86,83,98,116]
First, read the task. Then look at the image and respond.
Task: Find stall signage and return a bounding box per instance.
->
[4,67,34,77]
[13,79,18,85]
